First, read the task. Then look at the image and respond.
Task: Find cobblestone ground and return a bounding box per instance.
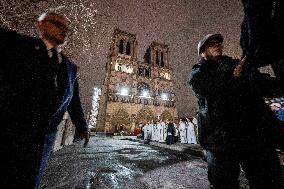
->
[40,136,251,189]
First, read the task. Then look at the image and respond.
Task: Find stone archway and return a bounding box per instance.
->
[110,108,130,132]
[160,110,173,121]
[136,107,155,124]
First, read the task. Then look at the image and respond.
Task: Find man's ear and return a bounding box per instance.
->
[200,52,205,58]
[36,21,43,32]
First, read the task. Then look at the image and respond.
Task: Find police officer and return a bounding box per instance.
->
[189,33,283,189]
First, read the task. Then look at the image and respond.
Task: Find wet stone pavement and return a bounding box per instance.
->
[40,136,249,189]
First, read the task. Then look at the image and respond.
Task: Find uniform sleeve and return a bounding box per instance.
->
[67,78,88,133]
[248,69,284,98]
[188,64,241,98]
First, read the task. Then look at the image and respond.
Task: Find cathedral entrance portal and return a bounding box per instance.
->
[136,107,155,124]
[110,108,130,133]
[160,110,173,121]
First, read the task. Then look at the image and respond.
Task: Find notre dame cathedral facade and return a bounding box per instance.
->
[95,29,178,133]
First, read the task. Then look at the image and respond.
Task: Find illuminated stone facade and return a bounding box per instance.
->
[96,29,178,133]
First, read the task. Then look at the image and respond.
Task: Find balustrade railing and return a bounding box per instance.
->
[108,93,175,107]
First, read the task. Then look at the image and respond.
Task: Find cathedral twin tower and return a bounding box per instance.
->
[96,29,177,133]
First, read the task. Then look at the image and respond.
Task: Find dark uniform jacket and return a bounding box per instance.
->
[241,0,284,85]
[0,28,87,188]
[189,55,283,151]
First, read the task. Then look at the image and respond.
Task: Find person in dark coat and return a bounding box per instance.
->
[240,0,284,86]
[0,12,89,189]
[189,34,283,189]
[166,121,175,145]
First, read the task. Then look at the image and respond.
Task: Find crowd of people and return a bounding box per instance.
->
[139,118,198,145]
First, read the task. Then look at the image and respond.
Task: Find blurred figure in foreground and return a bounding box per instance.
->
[241,0,284,87]
[0,12,89,188]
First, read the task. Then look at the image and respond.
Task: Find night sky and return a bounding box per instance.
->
[0,0,244,117]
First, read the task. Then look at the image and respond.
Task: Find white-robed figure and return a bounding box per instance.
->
[148,123,152,140]
[157,121,163,142]
[162,120,168,142]
[192,116,198,142]
[150,121,155,141]
[179,117,188,143]
[174,122,179,143]
[147,122,152,140]
[192,116,198,126]
[148,121,154,141]
[186,118,197,144]
[159,121,166,142]
[143,123,148,140]
[142,124,146,140]
[153,121,158,141]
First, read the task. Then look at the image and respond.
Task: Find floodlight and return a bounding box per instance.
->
[120,87,129,96]
[161,93,168,100]
[142,90,148,97]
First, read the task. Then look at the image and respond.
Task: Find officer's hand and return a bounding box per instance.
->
[80,130,90,147]
[234,55,247,77]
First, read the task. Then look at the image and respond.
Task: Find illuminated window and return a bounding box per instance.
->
[118,64,122,71]
[115,63,133,73]
[159,72,171,80]
[125,65,133,73]
[164,72,170,80]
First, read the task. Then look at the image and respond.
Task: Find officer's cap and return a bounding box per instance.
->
[197,33,223,55]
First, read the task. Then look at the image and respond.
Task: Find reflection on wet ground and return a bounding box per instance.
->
[41,136,200,189]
